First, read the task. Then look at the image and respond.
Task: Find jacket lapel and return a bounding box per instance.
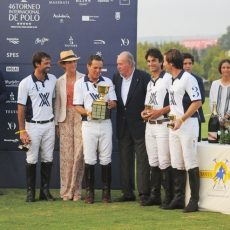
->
[61,74,67,100]
[117,75,125,107]
[126,71,139,106]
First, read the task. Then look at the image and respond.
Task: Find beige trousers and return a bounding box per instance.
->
[59,107,84,199]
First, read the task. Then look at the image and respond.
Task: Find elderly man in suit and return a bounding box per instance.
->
[113,51,151,204]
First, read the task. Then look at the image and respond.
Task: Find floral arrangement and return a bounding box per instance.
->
[218,117,230,144]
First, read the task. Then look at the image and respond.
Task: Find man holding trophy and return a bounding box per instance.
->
[74,54,117,204]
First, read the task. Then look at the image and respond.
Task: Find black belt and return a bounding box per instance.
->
[28,117,54,124]
[148,118,170,125]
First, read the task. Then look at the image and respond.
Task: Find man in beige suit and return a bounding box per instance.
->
[55,50,85,201]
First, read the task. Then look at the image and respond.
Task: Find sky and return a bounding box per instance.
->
[137,0,230,38]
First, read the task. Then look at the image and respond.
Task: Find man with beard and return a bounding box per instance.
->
[17,52,57,202]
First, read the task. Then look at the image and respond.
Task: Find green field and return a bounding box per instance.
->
[0,98,226,230]
[0,189,229,230]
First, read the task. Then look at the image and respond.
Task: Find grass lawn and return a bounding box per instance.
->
[0,189,230,230]
[0,98,225,230]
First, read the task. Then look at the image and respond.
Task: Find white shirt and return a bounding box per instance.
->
[73,75,117,119]
[145,71,172,119]
[17,73,56,121]
[169,70,201,118]
[209,79,230,117]
[121,69,134,105]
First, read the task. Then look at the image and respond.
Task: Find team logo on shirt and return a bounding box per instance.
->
[169,91,176,105]
[39,93,50,106]
[90,93,100,101]
[148,92,158,105]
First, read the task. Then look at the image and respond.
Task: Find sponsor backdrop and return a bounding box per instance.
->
[0,0,137,188]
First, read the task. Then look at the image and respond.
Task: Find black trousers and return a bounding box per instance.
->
[118,127,150,197]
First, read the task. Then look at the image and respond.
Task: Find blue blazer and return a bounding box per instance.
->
[113,69,150,139]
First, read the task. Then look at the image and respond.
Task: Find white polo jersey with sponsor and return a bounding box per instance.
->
[17,73,57,121]
[169,70,201,118]
[73,75,117,119]
[144,71,172,119]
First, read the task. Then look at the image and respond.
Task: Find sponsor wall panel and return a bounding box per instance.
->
[0,0,137,188]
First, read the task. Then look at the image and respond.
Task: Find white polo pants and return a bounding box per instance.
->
[25,121,55,164]
[145,122,170,169]
[81,119,112,165]
[169,117,199,170]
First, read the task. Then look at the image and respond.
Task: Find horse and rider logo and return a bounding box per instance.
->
[200,159,229,191]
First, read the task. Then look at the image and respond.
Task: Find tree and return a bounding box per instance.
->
[218,26,230,51]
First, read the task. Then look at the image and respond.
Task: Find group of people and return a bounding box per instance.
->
[13,47,230,214]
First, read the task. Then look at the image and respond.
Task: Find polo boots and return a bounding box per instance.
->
[101,163,112,203]
[165,169,186,209]
[184,167,200,212]
[39,162,55,201]
[160,166,174,209]
[141,166,161,206]
[26,163,36,202]
[84,164,95,204]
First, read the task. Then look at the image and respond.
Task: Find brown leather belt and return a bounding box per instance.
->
[148,118,170,124]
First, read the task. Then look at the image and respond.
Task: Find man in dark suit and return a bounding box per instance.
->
[0,70,8,195]
[182,53,205,142]
[113,51,151,204]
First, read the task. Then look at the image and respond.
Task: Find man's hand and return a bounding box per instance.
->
[107,100,117,109]
[172,118,183,130]
[141,110,151,121]
[148,109,162,120]
[20,131,31,144]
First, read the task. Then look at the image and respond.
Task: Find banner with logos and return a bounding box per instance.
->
[0,0,137,188]
[186,142,230,215]
[0,0,137,151]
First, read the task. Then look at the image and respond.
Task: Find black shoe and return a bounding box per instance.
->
[141,196,161,206]
[114,195,136,202]
[183,199,198,212]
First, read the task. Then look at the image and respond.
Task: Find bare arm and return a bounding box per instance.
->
[17,104,30,144]
[76,105,90,116]
[173,100,202,130]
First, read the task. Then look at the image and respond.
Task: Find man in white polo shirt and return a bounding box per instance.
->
[74,54,117,204]
[17,51,56,202]
[141,48,173,208]
[163,49,202,212]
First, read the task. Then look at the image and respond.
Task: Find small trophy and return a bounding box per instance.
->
[18,143,30,151]
[167,114,176,129]
[143,104,152,122]
[91,85,110,120]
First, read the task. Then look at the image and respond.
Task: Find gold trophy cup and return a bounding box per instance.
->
[91,85,110,120]
[167,114,176,129]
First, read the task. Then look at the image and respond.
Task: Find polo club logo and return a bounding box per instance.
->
[39,93,50,107]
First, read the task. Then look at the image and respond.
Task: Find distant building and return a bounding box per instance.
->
[181,39,217,50]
